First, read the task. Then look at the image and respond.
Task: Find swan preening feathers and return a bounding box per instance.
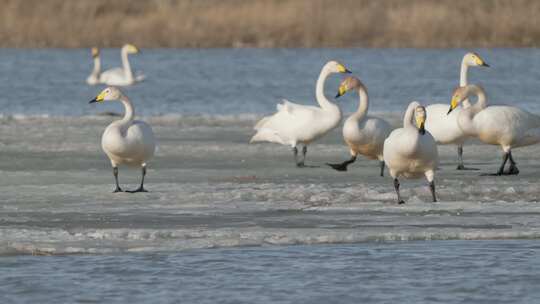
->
[424,52,489,170]
[250,60,351,167]
[384,102,439,204]
[327,76,392,176]
[87,44,145,86]
[448,84,540,176]
[90,87,156,193]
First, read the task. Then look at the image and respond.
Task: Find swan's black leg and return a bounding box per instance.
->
[429,181,437,202]
[506,151,519,175]
[394,178,405,204]
[127,166,148,193]
[456,145,478,170]
[496,152,510,176]
[327,155,357,172]
[113,167,123,193]
[301,145,308,166]
[293,146,304,167]
[380,161,385,177]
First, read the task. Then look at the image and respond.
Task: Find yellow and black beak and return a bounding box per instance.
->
[337,64,352,74]
[89,91,106,104]
[447,97,459,115]
[416,116,426,135]
[475,56,490,67]
[335,84,348,98]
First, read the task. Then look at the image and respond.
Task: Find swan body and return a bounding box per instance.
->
[86,47,101,85]
[250,60,351,167]
[90,87,155,192]
[99,44,144,86]
[383,102,439,204]
[424,52,489,170]
[327,76,392,175]
[449,85,540,175]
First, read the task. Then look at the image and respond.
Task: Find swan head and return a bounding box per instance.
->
[448,85,483,114]
[89,87,123,103]
[335,76,364,98]
[415,106,427,135]
[91,47,100,58]
[325,60,352,74]
[464,52,489,67]
[123,44,140,54]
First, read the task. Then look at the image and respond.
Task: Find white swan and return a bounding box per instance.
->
[99,44,145,86]
[327,76,392,176]
[424,52,489,170]
[89,87,155,192]
[86,47,101,85]
[448,84,540,175]
[383,102,439,204]
[250,60,351,167]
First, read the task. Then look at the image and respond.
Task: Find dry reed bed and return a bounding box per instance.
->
[1,0,540,48]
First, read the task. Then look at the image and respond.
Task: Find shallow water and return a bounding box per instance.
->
[2,49,540,302]
[2,241,540,304]
[2,48,540,116]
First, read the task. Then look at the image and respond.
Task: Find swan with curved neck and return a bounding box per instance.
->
[99,44,144,86]
[86,47,101,85]
[326,76,392,176]
[448,84,540,175]
[424,52,489,170]
[89,87,155,192]
[250,60,351,167]
[383,101,439,204]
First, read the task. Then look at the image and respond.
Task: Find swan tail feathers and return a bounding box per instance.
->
[254,116,272,130]
[249,128,285,145]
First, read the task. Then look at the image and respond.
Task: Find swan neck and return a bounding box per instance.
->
[460,59,471,108]
[352,86,369,120]
[315,67,334,109]
[119,95,135,124]
[92,56,101,75]
[121,49,134,81]
[403,102,418,128]
[471,86,487,113]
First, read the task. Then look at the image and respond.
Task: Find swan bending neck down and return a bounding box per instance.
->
[86,47,101,85]
[424,52,489,170]
[383,102,439,204]
[249,60,351,167]
[99,44,144,86]
[326,76,392,176]
[449,84,540,176]
[89,87,156,192]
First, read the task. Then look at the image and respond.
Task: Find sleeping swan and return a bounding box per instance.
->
[250,60,351,167]
[89,87,155,192]
[383,102,439,204]
[327,76,392,176]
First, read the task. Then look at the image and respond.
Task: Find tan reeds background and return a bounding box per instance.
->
[1,0,540,48]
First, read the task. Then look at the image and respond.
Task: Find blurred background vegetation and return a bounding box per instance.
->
[1,0,540,48]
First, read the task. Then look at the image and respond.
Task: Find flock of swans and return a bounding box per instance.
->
[86,48,540,204]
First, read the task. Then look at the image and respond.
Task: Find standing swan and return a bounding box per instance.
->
[448,85,540,175]
[250,61,351,167]
[424,52,489,170]
[326,76,392,176]
[89,87,155,192]
[99,44,144,86]
[383,102,438,204]
[86,47,101,85]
